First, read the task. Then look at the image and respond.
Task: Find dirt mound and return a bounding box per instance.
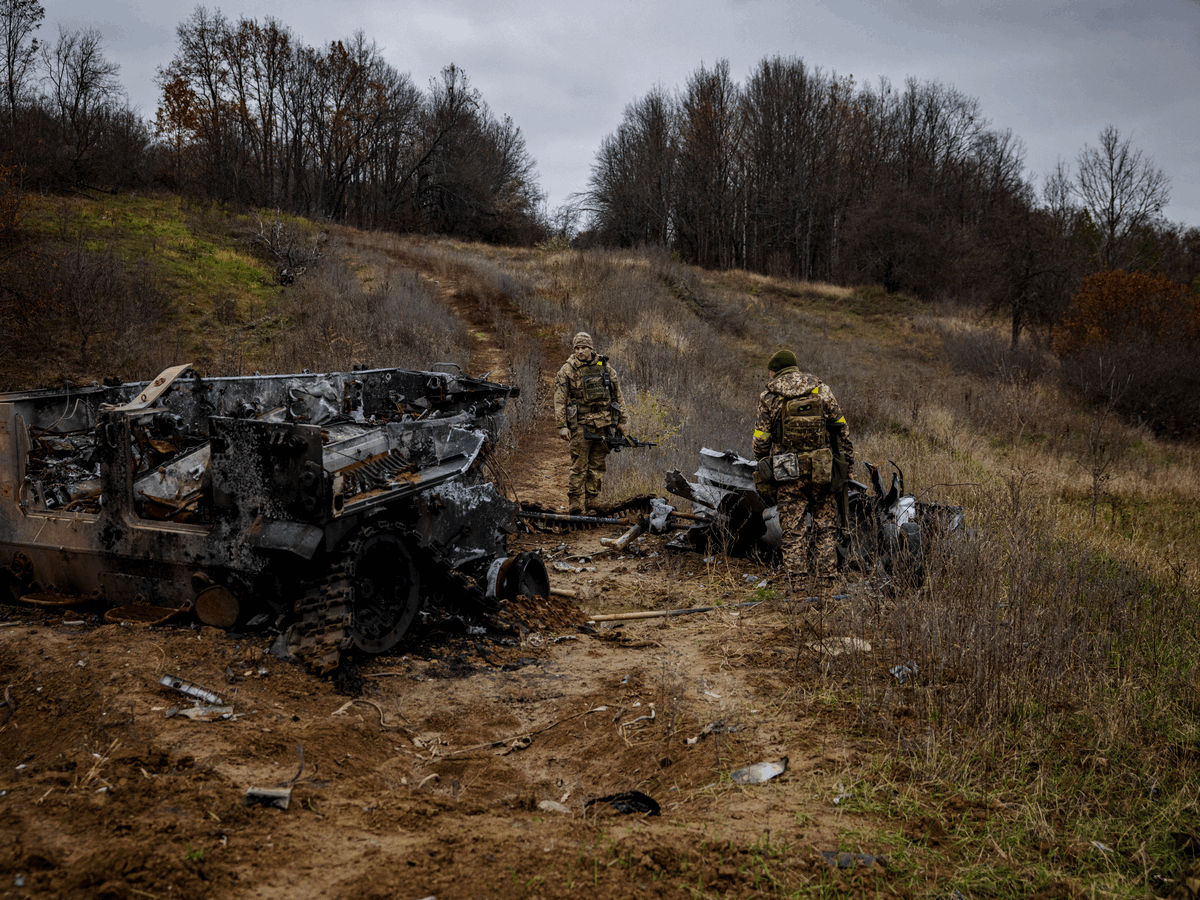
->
[493,594,592,635]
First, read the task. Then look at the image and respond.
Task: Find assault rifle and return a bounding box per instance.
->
[583,426,656,452]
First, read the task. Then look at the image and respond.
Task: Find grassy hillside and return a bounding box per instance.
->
[7,193,1200,896]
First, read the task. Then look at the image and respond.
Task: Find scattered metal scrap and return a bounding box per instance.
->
[159,674,224,705]
[685,720,745,745]
[245,786,292,809]
[0,363,546,673]
[246,744,309,808]
[730,758,789,784]
[890,661,919,684]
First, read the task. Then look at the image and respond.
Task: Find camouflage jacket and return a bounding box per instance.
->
[553,354,627,431]
[752,367,854,463]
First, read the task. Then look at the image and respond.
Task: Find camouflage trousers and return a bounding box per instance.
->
[567,427,611,509]
[777,481,841,581]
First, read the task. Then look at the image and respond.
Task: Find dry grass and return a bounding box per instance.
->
[257,234,469,376]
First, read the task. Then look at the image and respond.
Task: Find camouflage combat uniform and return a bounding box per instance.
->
[553,351,627,512]
[752,366,854,588]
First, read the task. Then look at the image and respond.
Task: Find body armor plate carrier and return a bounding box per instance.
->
[576,361,613,409]
[763,387,833,485]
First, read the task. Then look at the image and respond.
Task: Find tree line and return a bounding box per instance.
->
[583,57,1200,350]
[0,1,546,244]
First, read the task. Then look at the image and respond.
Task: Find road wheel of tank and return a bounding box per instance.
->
[344,524,423,654]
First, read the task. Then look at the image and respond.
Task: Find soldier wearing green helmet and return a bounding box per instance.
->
[752,349,855,597]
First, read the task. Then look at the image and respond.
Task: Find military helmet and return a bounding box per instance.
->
[767,349,798,372]
[572,332,594,349]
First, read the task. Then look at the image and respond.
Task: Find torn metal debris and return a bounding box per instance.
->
[584,790,661,816]
[0,363,546,672]
[663,448,964,586]
[159,674,224,705]
[664,449,778,557]
[729,757,789,784]
[245,786,293,810]
[844,460,965,588]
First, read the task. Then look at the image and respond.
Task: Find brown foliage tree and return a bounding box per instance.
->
[1054,270,1200,436]
[1052,270,1200,357]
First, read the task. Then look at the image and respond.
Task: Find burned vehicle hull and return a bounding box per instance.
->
[0,364,547,671]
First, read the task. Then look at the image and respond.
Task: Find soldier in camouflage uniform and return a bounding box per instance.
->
[752,349,854,595]
[553,332,628,515]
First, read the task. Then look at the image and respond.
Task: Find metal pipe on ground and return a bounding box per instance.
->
[600,521,644,550]
[588,595,850,623]
[518,511,628,527]
[589,601,763,622]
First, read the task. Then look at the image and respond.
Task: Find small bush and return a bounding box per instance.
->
[1063,338,1200,438]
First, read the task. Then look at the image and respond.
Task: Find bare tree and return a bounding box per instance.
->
[586,85,677,247]
[674,59,742,269]
[40,25,125,187]
[1074,125,1170,271]
[0,0,42,132]
[222,16,294,207]
[155,6,235,198]
[740,56,829,277]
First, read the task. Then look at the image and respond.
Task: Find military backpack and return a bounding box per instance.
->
[758,386,833,485]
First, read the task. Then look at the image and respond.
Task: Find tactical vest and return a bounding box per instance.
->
[762,385,832,486]
[779,387,829,453]
[575,362,611,408]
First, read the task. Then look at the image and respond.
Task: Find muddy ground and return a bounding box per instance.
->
[0,266,917,900]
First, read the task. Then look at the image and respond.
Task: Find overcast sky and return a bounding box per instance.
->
[49,0,1200,228]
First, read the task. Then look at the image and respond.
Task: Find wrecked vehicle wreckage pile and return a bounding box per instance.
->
[522,447,965,595]
[662,449,964,588]
[0,363,549,673]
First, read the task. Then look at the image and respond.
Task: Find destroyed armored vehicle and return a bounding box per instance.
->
[0,363,548,671]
